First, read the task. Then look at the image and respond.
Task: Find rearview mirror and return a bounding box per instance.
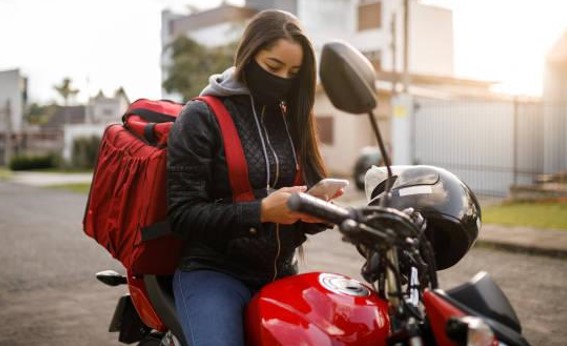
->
[319,41,377,114]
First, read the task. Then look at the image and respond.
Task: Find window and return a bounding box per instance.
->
[358,1,382,31]
[316,116,334,145]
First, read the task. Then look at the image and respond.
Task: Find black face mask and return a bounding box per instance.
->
[244,59,294,106]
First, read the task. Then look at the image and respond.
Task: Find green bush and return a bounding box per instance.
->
[71,136,101,169]
[9,153,59,171]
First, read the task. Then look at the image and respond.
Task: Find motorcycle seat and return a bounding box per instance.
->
[143,275,188,346]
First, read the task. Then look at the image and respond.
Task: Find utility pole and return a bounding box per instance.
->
[402,0,410,93]
[2,100,13,165]
[391,0,414,166]
[390,13,397,95]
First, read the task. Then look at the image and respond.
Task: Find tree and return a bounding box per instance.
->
[53,77,79,106]
[162,36,237,101]
[24,102,57,125]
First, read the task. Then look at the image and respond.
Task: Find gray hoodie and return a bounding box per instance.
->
[199,67,249,97]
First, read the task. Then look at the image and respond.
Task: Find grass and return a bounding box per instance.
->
[47,183,92,194]
[28,167,94,174]
[0,167,12,180]
[483,200,567,230]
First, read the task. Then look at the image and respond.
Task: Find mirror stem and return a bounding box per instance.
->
[368,111,393,206]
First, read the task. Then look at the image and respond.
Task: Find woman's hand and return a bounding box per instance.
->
[298,187,345,223]
[261,185,340,225]
[261,186,308,224]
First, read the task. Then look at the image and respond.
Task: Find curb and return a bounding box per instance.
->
[475,239,567,259]
[477,225,567,259]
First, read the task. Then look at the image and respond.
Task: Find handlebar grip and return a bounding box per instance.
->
[288,192,352,225]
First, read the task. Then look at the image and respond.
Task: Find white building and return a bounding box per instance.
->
[86,88,130,125]
[298,0,454,175]
[299,0,453,76]
[160,0,455,175]
[161,0,453,76]
[61,89,130,162]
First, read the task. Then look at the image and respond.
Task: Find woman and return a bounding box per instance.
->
[167,9,339,346]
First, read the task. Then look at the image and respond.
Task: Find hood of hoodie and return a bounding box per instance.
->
[199,67,250,97]
[200,67,300,187]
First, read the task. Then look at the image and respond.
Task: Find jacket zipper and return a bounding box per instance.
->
[272,223,281,281]
[261,106,280,187]
[279,104,299,172]
[261,106,282,281]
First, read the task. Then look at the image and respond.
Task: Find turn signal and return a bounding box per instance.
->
[446,316,498,346]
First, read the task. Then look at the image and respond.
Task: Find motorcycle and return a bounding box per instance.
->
[95,41,530,345]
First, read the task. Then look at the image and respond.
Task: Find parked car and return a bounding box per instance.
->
[353,146,384,190]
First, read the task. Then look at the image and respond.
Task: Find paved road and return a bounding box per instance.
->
[0,182,123,345]
[1,181,565,345]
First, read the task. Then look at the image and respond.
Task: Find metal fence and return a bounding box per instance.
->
[412,98,566,196]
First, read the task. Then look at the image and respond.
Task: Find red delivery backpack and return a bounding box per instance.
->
[83,96,256,275]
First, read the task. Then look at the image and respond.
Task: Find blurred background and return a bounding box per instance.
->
[1,2,566,345]
[1,0,566,199]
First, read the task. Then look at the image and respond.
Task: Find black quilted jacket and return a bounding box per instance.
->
[167,95,326,288]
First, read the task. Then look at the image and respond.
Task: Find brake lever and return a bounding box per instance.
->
[401,208,426,234]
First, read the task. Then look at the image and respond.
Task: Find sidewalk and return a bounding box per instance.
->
[5,171,567,258]
[477,224,567,258]
[7,171,93,187]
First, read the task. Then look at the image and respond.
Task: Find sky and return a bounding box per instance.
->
[0,0,566,104]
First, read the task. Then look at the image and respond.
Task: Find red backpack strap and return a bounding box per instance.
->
[194,96,255,202]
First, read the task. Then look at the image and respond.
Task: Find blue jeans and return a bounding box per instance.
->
[173,269,254,346]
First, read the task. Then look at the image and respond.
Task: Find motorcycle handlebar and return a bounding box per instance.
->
[288,192,353,225]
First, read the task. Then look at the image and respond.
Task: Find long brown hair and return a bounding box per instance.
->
[233,10,327,185]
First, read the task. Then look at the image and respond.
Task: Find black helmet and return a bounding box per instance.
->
[364,165,481,270]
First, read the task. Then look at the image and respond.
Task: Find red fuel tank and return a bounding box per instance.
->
[245,272,390,345]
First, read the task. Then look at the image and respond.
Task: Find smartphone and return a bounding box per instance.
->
[307,178,349,200]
